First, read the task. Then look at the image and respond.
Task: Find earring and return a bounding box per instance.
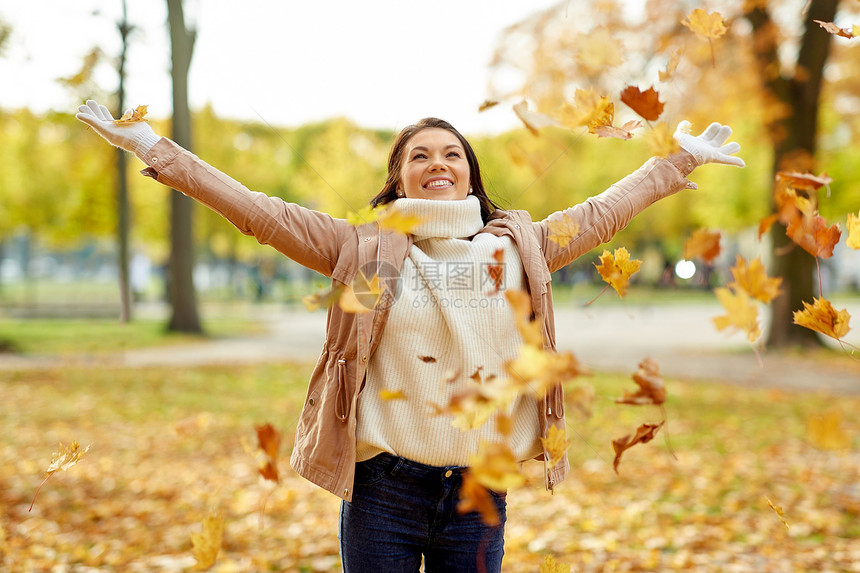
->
[468,188,473,194]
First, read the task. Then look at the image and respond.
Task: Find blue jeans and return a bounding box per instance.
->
[339,453,507,572]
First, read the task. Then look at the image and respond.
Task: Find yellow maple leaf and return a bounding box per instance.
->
[29,441,91,512]
[457,471,500,526]
[806,408,851,450]
[506,345,589,396]
[712,286,762,343]
[113,104,148,125]
[793,297,851,340]
[504,289,543,347]
[546,212,580,248]
[846,212,860,250]
[658,48,682,82]
[682,9,727,40]
[469,441,525,492]
[645,121,681,158]
[379,389,405,400]
[540,425,569,469]
[728,255,782,304]
[191,511,224,571]
[301,283,345,312]
[346,204,378,226]
[377,204,423,234]
[558,89,613,132]
[575,27,624,73]
[595,247,642,298]
[541,554,571,573]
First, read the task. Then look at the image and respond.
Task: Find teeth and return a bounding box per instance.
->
[425,180,453,189]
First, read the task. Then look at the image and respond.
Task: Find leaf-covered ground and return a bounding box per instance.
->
[1,361,858,572]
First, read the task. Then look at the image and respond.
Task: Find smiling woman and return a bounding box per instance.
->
[75,98,744,572]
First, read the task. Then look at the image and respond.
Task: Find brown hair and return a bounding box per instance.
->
[370,118,499,223]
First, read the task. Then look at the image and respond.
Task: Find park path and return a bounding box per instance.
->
[3,301,859,394]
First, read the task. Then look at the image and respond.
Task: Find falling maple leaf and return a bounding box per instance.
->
[255,423,282,483]
[513,100,559,135]
[557,89,613,132]
[547,212,580,248]
[504,289,543,347]
[793,297,851,340]
[377,204,424,234]
[595,247,642,298]
[506,345,589,395]
[683,228,721,264]
[575,26,624,73]
[346,205,378,226]
[786,213,841,259]
[682,9,727,66]
[29,441,91,512]
[478,99,500,112]
[644,121,681,157]
[540,425,569,469]
[712,286,762,343]
[758,213,779,239]
[457,471,500,527]
[847,212,860,250]
[191,511,224,571]
[813,20,856,39]
[776,170,833,191]
[612,421,665,473]
[728,255,782,304]
[616,357,666,406]
[658,48,682,82]
[469,440,525,491]
[620,85,665,121]
[113,104,148,124]
[593,119,641,140]
[766,498,790,529]
[339,271,385,314]
[541,554,572,573]
[806,408,851,450]
[302,283,345,312]
[379,389,406,400]
[486,249,505,294]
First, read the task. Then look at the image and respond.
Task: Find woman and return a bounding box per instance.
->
[76,100,743,571]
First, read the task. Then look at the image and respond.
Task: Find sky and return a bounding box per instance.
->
[0,0,563,135]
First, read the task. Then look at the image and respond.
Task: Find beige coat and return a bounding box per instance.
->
[140,138,695,501]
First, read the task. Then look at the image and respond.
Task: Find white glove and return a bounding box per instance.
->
[673,121,745,168]
[75,99,161,158]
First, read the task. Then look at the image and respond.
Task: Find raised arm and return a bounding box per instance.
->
[540,121,744,272]
[76,100,350,277]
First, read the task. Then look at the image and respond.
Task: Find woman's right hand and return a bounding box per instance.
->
[75,99,161,157]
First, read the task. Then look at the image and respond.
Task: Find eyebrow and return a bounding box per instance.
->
[410,144,464,152]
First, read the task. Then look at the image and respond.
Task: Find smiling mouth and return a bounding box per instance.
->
[424,179,454,190]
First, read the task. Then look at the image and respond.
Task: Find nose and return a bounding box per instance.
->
[428,156,447,171]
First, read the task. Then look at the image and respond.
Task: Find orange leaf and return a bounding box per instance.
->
[728,255,782,304]
[620,85,665,122]
[457,471,500,526]
[758,213,779,239]
[846,212,860,250]
[776,170,833,191]
[114,105,148,125]
[683,228,721,264]
[813,20,855,39]
[255,423,282,483]
[786,213,841,259]
[612,421,665,473]
[793,298,851,340]
[595,247,642,298]
[712,286,762,343]
[616,357,666,405]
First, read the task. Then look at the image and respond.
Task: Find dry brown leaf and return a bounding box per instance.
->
[620,85,665,121]
[793,298,851,340]
[478,99,500,112]
[766,498,790,529]
[29,441,91,512]
[593,119,641,140]
[813,20,856,39]
[786,213,842,259]
[776,171,833,191]
[612,421,665,473]
[255,423,282,483]
[616,357,666,405]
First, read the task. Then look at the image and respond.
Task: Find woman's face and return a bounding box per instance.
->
[398,128,471,201]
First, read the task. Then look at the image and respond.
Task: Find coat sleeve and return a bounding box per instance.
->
[139,138,352,277]
[538,151,696,273]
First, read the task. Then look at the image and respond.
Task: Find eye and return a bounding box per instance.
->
[412,152,427,160]
[447,151,461,158]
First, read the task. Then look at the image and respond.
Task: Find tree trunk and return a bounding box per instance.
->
[115,0,133,323]
[166,0,202,333]
[746,0,839,348]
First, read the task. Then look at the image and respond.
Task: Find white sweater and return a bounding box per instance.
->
[355,196,542,466]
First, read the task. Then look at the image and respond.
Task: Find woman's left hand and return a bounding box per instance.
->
[673,121,745,168]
